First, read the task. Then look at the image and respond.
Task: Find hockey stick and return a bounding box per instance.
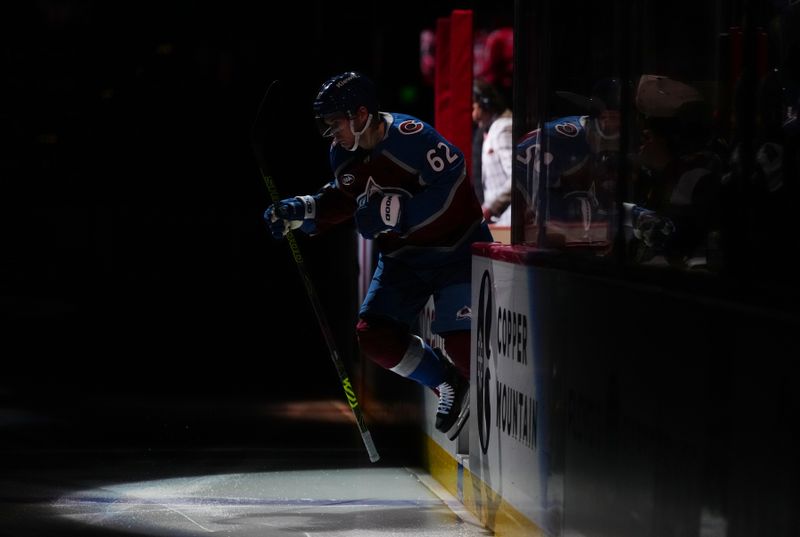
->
[251,79,380,463]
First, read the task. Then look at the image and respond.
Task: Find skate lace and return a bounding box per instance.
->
[436,382,455,414]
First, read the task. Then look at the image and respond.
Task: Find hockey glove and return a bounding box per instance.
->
[355,192,405,239]
[633,209,675,249]
[263,195,316,239]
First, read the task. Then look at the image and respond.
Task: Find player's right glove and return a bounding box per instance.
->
[263,195,316,239]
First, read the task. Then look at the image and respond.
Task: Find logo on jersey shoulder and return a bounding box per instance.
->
[341,173,355,186]
[456,306,472,321]
[398,120,424,135]
[555,122,579,137]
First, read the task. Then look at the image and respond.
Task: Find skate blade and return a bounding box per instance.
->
[447,405,470,441]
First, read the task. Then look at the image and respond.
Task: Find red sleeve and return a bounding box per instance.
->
[313,182,357,234]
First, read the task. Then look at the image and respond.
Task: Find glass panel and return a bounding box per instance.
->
[514,0,622,255]
[623,1,796,276]
[621,1,726,271]
[514,0,798,286]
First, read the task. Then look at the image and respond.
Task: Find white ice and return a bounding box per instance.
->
[51,466,492,536]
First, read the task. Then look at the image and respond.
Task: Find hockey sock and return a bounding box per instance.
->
[390,334,449,388]
[442,330,471,380]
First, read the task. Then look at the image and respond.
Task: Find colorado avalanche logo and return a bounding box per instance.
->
[361,176,383,201]
[341,173,355,186]
[398,120,424,135]
[555,122,579,137]
[358,176,412,206]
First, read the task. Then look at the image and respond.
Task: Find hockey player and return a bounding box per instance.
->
[515,78,621,247]
[626,74,721,268]
[263,71,493,439]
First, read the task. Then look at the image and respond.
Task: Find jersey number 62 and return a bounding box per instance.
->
[426,142,459,172]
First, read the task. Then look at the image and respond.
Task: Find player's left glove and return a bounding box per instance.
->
[355,192,406,239]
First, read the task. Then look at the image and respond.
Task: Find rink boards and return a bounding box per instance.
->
[418,241,799,537]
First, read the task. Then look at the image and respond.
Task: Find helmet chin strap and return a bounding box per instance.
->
[346,113,373,152]
[591,117,620,152]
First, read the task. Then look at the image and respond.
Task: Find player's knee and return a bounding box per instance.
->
[356,316,409,370]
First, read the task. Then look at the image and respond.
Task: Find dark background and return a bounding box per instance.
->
[0,0,510,445]
[0,1,468,379]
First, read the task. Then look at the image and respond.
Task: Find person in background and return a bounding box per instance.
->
[263,72,493,440]
[473,79,514,225]
[475,26,513,101]
[515,78,621,247]
[625,74,722,269]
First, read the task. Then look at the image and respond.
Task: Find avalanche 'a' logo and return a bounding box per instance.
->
[340,174,355,186]
[357,176,411,206]
[398,120,424,135]
[555,121,579,137]
[360,176,383,203]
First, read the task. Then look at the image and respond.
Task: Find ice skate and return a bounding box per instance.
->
[434,354,470,440]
